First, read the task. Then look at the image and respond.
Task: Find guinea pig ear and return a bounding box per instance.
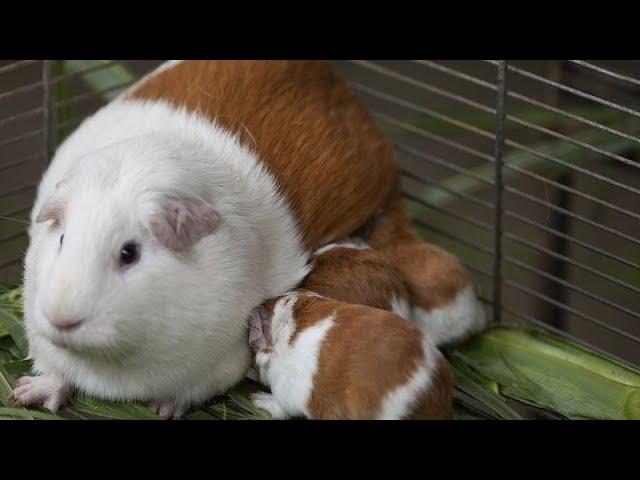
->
[35,197,65,226]
[248,306,272,352]
[146,194,220,251]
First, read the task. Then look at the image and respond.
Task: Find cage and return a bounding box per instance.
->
[1,60,639,418]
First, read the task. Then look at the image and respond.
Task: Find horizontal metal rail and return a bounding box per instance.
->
[375,108,640,237]
[0,152,41,174]
[504,231,640,296]
[51,60,118,84]
[503,184,640,247]
[0,127,42,149]
[403,192,494,232]
[350,81,496,141]
[411,218,493,255]
[569,60,640,87]
[0,80,43,103]
[504,279,640,343]
[360,60,639,170]
[415,60,640,148]
[0,230,28,245]
[506,255,639,320]
[399,168,495,210]
[54,80,133,109]
[0,106,42,129]
[0,60,38,76]
[395,141,494,187]
[0,182,37,200]
[371,110,494,162]
[353,80,640,203]
[0,256,23,271]
[489,61,640,120]
[504,209,640,271]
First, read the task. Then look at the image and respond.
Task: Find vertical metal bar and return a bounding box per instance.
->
[41,60,55,168]
[537,172,572,328]
[536,61,571,329]
[492,60,508,323]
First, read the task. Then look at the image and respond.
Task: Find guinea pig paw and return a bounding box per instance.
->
[250,392,287,419]
[10,375,72,412]
[147,400,186,420]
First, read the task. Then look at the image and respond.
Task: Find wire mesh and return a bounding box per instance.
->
[0,59,638,368]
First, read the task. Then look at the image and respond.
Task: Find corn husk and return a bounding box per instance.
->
[452,326,640,420]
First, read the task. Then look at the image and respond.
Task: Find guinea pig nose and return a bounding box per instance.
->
[50,316,84,332]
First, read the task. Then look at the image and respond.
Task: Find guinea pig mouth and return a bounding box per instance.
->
[44,326,131,360]
[48,330,88,352]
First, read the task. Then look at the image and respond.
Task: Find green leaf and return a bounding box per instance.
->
[0,365,13,406]
[448,353,523,420]
[62,60,136,101]
[68,396,162,420]
[0,407,63,420]
[455,326,640,420]
[0,308,27,358]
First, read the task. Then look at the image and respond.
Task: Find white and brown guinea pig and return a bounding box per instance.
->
[300,238,484,347]
[249,291,453,420]
[15,61,398,417]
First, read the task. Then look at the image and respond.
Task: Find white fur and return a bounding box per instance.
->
[411,284,486,346]
[11,374,72,412]
[22,88,310,412]
[390,294,410,320]
[313,238,371,256]
[377,336,439,420]
[253,293,334,419]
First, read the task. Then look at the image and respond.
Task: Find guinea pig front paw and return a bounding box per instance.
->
[147,399,187,420]
[10,375,72,412]
[250,392,288,419]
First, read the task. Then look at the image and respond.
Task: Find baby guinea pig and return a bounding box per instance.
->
[300,239,411,319]
[248,291,453,420]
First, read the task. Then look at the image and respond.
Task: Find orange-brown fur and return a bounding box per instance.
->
[367,199,471,311]
[299,246,410,311]
[127,60,397,250]
[280,294,452,420]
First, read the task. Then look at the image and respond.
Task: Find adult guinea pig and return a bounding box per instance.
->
[12,61,397,418]
[249,291,453,420]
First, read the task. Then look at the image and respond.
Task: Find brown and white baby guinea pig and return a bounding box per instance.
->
[248,291,453,420]
[300,239,411,319]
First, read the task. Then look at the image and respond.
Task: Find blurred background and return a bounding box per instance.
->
[1,60,638,367]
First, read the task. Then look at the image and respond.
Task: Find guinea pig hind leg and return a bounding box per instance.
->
[250,392,289,419]
[10,375,72,412]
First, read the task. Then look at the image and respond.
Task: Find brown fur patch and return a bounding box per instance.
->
[291,295,449,420]
[408,354,454,420]
[300,247,409,311]
[368,199,471,311]
[127,60,398,250]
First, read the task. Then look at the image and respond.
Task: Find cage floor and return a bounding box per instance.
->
[2,285,638,420]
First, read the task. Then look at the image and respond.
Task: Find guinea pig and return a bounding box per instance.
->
[248,291,454,420]
[15,133,310,418]
[13,60,400,417]
[301,238,410,318]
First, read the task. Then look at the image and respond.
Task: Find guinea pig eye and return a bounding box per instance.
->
[119,242,140,267]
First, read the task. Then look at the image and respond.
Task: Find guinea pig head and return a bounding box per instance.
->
[28,137,223,361]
